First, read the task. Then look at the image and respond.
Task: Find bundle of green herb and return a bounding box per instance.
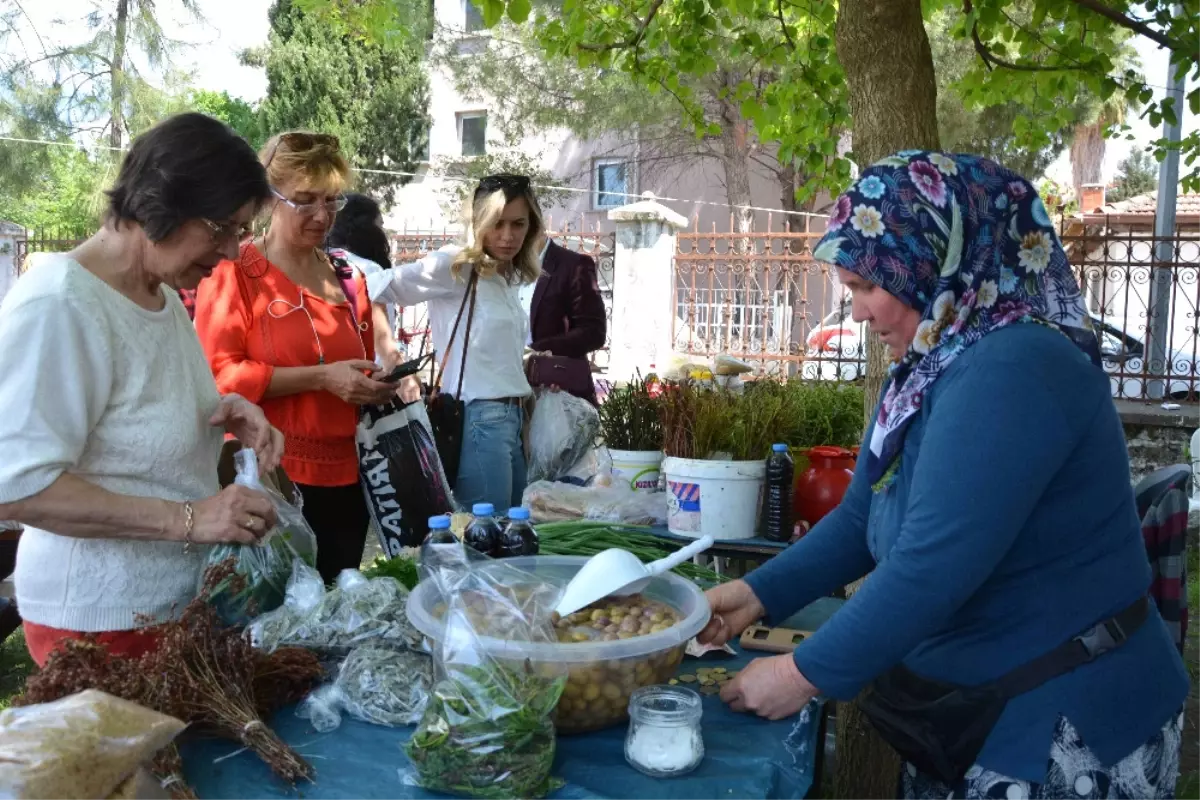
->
[362,554,420,590]
[404,662,565,799]
[597,374,663,452]
[203,449,318,626]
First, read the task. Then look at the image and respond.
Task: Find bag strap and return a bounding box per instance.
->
[329,251,361,327]
[995,595,1149,699]
[431,270,479,398]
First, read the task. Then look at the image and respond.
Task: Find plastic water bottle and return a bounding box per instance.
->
[497,507,539,558]
[418,515,461,580]
[763,443,794,542]
[464,503,502,557]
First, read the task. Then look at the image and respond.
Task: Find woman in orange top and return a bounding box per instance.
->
[195,131,398,583]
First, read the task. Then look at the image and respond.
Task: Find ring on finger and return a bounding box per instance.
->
[243,517,258,531]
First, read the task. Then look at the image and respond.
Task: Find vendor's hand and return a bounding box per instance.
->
[378,346,405,373]
[209,395,284,475]
[697,579,765,647]
[187,485,278,545]
[720,653,819,720]
[396,375,422,404]
[322,360,396,406]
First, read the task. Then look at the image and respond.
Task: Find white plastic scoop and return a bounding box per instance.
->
[553,535,717,619]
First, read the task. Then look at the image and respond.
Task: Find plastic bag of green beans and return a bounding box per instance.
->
[202,449,318,626]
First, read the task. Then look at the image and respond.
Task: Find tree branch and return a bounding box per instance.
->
[1065,0,1193,56]
[775,0,796,52]
[575,0,665,52]
[962,0,1086,73]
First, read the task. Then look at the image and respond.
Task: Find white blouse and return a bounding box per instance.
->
[367,246,532,404]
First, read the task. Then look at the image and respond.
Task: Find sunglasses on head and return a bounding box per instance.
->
[265,132,341,168]
[474,173,531,200]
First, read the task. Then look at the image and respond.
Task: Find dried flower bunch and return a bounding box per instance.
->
[14,559,325,794]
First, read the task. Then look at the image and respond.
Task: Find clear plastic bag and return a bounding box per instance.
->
[248,561,420,655]
[527,389,600,484]
[0,689,186,800]
[521,480,668,525]
[203,449,319,626]
[296,645,433,732]
[402,558,566,799]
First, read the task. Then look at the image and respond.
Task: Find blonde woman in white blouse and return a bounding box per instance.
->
[367,174,544,510]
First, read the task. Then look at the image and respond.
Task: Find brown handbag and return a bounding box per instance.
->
[526,354,596,402]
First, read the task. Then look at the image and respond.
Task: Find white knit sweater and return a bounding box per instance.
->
[0,254,223,631]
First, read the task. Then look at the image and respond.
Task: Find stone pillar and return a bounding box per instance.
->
[607,192,687,384]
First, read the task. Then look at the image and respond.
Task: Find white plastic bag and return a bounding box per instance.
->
[202,449,319,626]
[527,390,600,483]
[521,481,668,525]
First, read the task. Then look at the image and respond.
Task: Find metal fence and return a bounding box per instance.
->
[1062,219,1199,402]
[672,215,1200,401]
[672,216,864,380]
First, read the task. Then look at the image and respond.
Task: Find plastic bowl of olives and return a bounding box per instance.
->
[405,555,710,734]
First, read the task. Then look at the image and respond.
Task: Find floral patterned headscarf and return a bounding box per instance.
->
[813,151,1101,486]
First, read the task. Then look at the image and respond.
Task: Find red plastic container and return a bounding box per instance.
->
[793,446,856,529]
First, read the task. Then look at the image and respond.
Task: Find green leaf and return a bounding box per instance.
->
[506,0,532,24]
[481,0,504,28]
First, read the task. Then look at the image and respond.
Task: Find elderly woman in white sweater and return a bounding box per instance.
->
[0,113,285,666]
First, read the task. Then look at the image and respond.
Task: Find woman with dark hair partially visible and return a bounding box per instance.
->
[326,192,407,371]
[0,113,285,666]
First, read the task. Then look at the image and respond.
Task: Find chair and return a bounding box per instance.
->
[1134,464,1192,656]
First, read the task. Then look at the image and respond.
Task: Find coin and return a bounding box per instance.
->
[678,674,697,683]
[699,678,715,686]
[668,678,679,685]
[712,667,727,674]
[700,684,720,695]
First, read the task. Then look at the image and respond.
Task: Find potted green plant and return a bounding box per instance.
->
[597,375,665,492]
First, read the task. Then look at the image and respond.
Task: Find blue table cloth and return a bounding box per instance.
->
[182,648,825,799]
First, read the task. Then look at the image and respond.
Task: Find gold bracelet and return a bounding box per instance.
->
[182,501,195,553]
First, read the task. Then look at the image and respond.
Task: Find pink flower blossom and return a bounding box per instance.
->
[827,195,853,231]
[909,161,947,207]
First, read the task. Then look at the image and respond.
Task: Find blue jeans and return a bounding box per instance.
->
[454,400,527,511]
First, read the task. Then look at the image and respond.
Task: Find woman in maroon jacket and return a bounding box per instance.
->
[527,239,607,405]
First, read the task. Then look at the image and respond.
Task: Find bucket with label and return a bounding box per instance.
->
[661,457,766,540]
[609,449,665,493]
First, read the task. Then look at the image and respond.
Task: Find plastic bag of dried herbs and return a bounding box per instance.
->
[402,558,566,799]
[248,563,420,656]
[203,449,318,626]
[0,689,186,800]
[296,645,433,732]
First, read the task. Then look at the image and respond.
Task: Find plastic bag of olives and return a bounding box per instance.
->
[403,558,566,798]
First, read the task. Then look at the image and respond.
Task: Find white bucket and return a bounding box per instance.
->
[662,456,766,540]
[609,449,664,493]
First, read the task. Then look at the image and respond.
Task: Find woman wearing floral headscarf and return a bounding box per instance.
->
[698,152,1188,799]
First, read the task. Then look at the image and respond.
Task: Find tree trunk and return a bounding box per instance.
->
[720,117,755,235]
[109,0,130,151]
[833,1,941,796]
[1070,120,1105,202]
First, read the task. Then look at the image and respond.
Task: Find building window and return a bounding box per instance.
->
[463,0,484,32]
[458,113,487,157]
[593,159,628,209]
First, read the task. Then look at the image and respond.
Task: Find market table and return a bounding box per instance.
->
[646,525,788,563]
[181,598,845,800]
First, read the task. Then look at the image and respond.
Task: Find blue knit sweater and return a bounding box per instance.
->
[745,323,1189,780]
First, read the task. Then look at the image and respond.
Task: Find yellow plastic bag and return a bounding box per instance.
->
[0,690,186,800]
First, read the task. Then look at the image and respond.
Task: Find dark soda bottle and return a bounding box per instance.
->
[763,443,794,542]
[497,507,539,558]
[464,503,501,557]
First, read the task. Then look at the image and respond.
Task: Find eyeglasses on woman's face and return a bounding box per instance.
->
[200,218,254,244]
[271,188,347,217]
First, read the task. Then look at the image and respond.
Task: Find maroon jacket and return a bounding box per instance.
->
[530,240,607,359]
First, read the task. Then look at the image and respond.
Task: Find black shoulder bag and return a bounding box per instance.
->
[425,270,479,486]
[858,595,1149,784]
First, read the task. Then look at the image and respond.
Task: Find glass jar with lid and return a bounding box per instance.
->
[624,684,705,778]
